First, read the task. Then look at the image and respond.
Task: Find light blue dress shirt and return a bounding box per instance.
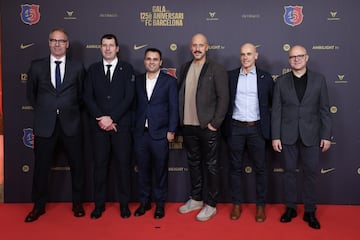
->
[232,66,260,122]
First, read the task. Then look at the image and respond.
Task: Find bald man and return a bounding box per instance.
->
[224,43,274,222]
[178,33,229,221]
[272,45,331,229]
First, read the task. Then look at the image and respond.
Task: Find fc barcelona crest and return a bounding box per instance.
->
[284,6,304,27]
[20,4,41,25]
[23,128,34,149]
[161,68,177,79]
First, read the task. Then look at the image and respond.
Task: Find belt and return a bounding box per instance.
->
[232,119,260,126]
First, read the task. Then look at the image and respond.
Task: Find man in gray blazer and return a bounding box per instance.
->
[25,28,85,222]
[178,33,229,221]
[272,45,332,229]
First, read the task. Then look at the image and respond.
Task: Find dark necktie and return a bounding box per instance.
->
[55,61,62,90]
[106,64,112,81]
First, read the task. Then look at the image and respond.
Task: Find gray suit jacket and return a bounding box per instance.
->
[178,59,229,129]
[271,70,331,146]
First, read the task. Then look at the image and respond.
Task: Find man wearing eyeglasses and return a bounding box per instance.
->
[25,28,86,222]
[271,45,332,229]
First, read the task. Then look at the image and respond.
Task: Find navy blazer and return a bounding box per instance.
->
[27,56,85,137]
[83,60,135,129]
[224,66,274,140]
[271,70,332,146]
[134,71,179,140]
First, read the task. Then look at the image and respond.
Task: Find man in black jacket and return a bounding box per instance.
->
[84,34,135,219]
[225,43,273,222]
[25,28,86,222]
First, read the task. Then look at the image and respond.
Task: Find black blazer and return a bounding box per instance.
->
[224,67,274,140]
[83,60,135,129]
[27,56,85,137]
[133,71,179,139]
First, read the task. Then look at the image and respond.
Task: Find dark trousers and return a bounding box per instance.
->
[134,131,169,206]
[183,125,220,207]
[32,119,84,210]
[282,140,320,212]
[91,127,132,208]
[228,123,267,206]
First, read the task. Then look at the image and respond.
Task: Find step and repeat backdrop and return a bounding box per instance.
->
[1,0,359,204]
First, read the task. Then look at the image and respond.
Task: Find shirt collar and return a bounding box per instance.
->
[50,55,66,63]
[103,57,118,68]
[240,66,256,75]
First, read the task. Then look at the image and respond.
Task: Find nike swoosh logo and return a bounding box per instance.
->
[320,168,335,174]
[133,44,148,50]
[20,43,35,49]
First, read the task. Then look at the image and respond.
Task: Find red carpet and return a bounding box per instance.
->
[1,203,358,240]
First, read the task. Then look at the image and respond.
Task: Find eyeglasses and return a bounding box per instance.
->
[49,39,68,45]
[289,54,306,60]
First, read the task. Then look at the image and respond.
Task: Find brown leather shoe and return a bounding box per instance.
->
[255,206,266,222]
[230,204,242,220]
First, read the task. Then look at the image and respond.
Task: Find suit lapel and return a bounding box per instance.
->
[43,58,54,90]
[139,74,148,101]
[61,60,70,90]
[231,68,240,107]
[109,62,120,84]
[256,69,264,99]
[148,73,162,102]
[197,62,209,89]
[286,73,300,104]
[301,70,312,102]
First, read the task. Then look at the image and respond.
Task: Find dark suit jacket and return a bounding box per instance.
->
[271,70,332,146]
[83,60,135,129]
[133,71,179,139]
[225,67,274,140]
[178,59,229,129]
[27,56,85,137]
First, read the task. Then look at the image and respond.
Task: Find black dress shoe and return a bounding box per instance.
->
[25,209,45,222]
[280,207,297,222]
[120,204,131,218]
[72,203,85,217]
[91,207,105,219]
[154,206,165,219]
[134,203,151,216]
[303,212,321,229]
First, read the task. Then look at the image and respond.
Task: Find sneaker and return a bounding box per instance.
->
[178,199,203,214]
[196,205,217,221]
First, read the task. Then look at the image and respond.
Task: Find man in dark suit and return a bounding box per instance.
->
[83,34,135,219]
[225,43,273,222]
[25,28,85,222]
[133,48,178,219]
[178,33,229,221]
[272,45,332,229]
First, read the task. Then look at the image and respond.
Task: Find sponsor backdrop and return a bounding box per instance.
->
[1,0,359,204]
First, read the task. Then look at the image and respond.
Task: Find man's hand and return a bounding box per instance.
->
[96,116,116,131]
[167,132,175,142]
[207,123,217,131]
[320,139,331,152]
[272,139,282,152]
